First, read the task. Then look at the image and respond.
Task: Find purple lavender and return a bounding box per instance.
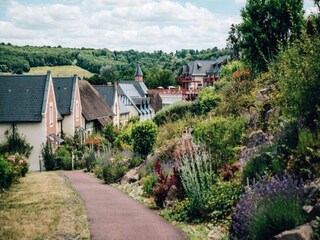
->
[230,174,304,239]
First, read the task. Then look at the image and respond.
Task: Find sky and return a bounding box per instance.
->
[0,0,318,52]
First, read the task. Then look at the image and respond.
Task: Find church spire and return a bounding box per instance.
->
[135,65,143,81]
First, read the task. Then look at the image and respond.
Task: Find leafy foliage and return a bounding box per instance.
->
[193,116,245,172]
[131,120,157,159]
[153,101,193,126]
[41,140,56,171]
[102,160,128,184]
[238,0,304,72]
[272,34,320,129]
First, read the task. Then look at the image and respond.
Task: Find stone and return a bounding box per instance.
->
[304,178,320,205]
[164,185,179,208]
[304,204,320,219]
[121,166,141,184]
[247,130,268,148]
[273,223,313,240]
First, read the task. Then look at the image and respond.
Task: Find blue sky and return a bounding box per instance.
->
[0,0,317,52]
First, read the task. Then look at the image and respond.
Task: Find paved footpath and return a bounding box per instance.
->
[63,171,188,240]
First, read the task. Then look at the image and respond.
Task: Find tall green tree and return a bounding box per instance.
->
[239,0,304,73]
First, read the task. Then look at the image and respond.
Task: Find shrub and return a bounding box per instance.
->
[249,196,306,240]
[103,123,118,147]
[287,128,320,180]
[0,156,13,190]
[206,180,243,223]
[178,143,217,219]
[131,120,157,159]
[102,160,128,184]
[230,174,306,240]
[193,116,245,172]
[41,140,56,171]
[196,87,221,114]
[142,174,158,197]
[128,155,142,169]
[55,146,72,170]
[83,149,96,172]
[164,198,191,222]
[243,144,285,182]
[153,101,192,126]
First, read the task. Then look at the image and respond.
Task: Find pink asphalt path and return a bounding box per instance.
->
[63,171,188,240]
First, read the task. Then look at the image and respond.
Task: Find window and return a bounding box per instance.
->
[49,102,53,127]
[76,100,79,121]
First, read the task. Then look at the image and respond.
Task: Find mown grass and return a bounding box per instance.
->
[0,171,89,240]
[28,65,94,79]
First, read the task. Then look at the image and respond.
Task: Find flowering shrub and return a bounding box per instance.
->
[230,174,306,240]
[0,154,29,191]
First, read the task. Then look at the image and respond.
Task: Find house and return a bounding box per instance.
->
[0,71,60,170]
[94,83,130,127]
[178,55,230,100]
[53,75,84,138]
[78,80,114,137]
[118,66,154,121]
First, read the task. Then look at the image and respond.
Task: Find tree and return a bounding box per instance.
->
[238,0,304,73]
[131,120,157,159]
[227,24,241,59]
[99,65,119,83]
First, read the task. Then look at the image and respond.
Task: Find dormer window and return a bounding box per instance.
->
[197,62,202,69]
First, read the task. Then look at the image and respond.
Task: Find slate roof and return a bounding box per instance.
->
[0,73,50,122]
[53,75,76,116]
[94,85,130,115]
[119,81,147,97]
[182,55,231,77]
[94,85,115,109]
[79,80,114,123]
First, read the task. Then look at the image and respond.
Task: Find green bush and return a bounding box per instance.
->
[55,146,72,170]
[249,196,307,240]
[141,174,158,197]
[102,160,128,184]
[206,180,243,223]
[131,120,157,159]
[83,150,96,172]
[193,116,245,172]
[274,34,320,129]
[0,156,14,190]
[128,155,142,169]
[164,198,191,222]
[153,101,193,126]
[243,145,285,182]
[196,88,221,114]
[41,141,56,171]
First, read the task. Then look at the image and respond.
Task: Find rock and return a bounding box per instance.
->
[121,166,141,184]
[208,226,227,240]
[273,222,313,240]
[247,130,268,148]
[304,178,320,205]
[164,185,179,208]
[304,204,320,219]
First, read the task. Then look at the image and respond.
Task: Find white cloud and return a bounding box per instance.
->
[2,0,241,52]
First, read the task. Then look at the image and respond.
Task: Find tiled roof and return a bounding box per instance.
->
[79,80,114,122]
[53,75,77,116]
[0,73,50,122]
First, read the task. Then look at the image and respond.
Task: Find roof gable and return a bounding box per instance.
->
[52,76,77,116]
[0,73,50,122]
[79,80,114,122]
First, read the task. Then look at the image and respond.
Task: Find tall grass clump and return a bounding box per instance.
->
[178,142,216,219]
[230,174,306,240]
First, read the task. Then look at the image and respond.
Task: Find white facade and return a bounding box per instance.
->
[0,122,46,171]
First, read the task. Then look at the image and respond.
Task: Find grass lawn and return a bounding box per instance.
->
[0,171,89,240]
[28,65,94,79]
